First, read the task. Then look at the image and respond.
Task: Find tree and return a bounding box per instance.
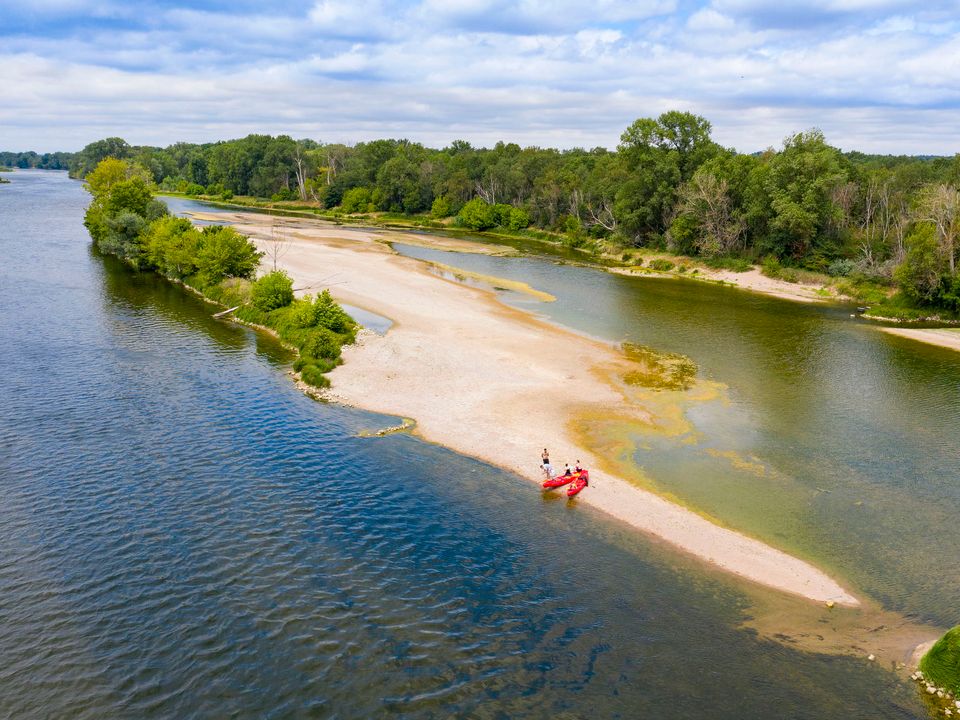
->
[916,184,960,274]
[251,270,294,311]
[458,198,495,230]
[895,223,944,303]
[764,130,848,259]
[264,220,291,271]
[194,225,262,286]
[674,170,744,256]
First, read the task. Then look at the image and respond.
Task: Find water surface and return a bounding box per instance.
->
[0,171,928,718]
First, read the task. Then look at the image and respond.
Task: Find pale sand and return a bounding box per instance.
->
[879,326,960,353]
[613,265,832,303]
[197,210,859,606]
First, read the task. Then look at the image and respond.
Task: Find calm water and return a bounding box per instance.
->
[393,243,960,629]
[0,171,930,718]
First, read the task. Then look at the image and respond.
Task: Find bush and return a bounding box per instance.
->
[251,270,294,311]
[760,255,783,279]
[185,183,204,196]
[458,198,495,230]
[341,187,371,213]
[299,364,331,388]
[920,626,960,694]
[430,196,452,218]
[827,258,855,277]
[194,225,262,286]
[703,256,752,272]
[649,258,675,272]
[507,207,530,230]
[302,327,341,361]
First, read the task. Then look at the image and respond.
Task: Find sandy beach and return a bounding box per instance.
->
[878,326,960,353]
[194,210,860,608]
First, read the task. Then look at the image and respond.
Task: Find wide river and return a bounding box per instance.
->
[1,170,952,718]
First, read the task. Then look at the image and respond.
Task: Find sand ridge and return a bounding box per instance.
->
[208,210,859,607]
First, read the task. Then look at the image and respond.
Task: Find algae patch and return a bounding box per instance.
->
[920,625,960,694]
[426,261,556,302]
[622,342,697,391]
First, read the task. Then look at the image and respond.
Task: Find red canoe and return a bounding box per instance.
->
[567,470,589,497]
[542,470,581,489]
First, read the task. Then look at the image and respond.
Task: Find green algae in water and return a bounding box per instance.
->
[622,342,697,390]
[920,625,960,693]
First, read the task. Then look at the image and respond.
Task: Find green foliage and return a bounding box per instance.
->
[702,256,752,272]
[895,224,943,303]
[458,197,496,230]
[920,626,960,694]
[760,255,784,279]
[303,327,341,360]
[507,207,530,230]
[648,258,675,272]
[144,216,199,279]
[66,124,960,316]
[299,363,332,388]
[193,225,262,285]
[827,258,855,277]
[430,195,452,218]
[251,270,294,311]
[341,186,372,213]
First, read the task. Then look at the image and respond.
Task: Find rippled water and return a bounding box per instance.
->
[393,242,960,630]
[0,171,928,718]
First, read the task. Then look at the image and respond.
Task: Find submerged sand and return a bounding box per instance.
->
[193,210,859,606]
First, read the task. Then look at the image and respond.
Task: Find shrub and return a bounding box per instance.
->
[251,270,294,311]
[920,626,960,694]
[430,196,452,219]
[341,187,371,213]
[312,290,354,334]
[649,258,675,272]
[299,364,331,388]
[507,207,530,230]
[760,255,783,279]
[703,256,752,272]
[458,198,496,230]
[194,225,262,286]
[185,183,204,196]
[303,327,341,361]
[827,258,855,277]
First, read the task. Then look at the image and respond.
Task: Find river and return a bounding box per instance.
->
[0,170,936,718]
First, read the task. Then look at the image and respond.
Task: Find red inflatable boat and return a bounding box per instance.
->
[566,470,589,497]
[542,470,581,489]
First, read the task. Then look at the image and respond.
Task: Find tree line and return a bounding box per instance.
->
[62,114,960,314]
[83,157,356,388]
[0,150,74,170]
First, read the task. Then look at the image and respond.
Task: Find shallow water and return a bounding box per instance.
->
[0,171,929,718]
[394,243,960,630]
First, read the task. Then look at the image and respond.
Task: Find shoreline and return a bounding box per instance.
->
[876,326,960,353]
[201,209,860,607]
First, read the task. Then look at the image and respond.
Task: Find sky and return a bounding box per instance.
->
[2,0,959,154]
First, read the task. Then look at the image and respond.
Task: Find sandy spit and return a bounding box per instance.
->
[210,211,859,607]
[878,326,960,353]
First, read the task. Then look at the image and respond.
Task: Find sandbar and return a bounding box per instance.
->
[878,326,960,353]
[203,210,859,607]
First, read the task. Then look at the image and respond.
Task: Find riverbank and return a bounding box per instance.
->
[878,327,960,353]
[193,208,859,607]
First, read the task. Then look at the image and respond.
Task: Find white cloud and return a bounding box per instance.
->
[2,0,960,154]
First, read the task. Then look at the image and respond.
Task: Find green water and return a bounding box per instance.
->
[395,243,960,628]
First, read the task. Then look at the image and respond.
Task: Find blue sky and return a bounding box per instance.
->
[2,0,959,153]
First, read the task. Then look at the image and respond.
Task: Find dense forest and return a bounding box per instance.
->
[24,112,960,314]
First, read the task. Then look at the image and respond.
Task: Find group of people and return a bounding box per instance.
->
[540,448,582,479]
